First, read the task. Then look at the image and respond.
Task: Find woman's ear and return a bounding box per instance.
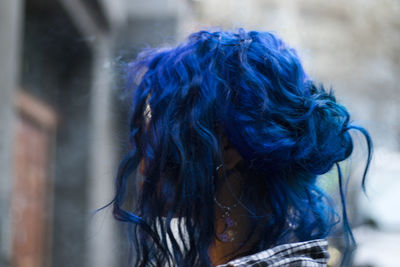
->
[222,135,243,170]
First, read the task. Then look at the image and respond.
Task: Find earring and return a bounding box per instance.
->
[216,164,223,172]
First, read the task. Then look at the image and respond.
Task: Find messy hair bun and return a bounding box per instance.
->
[296,83,354,174]
[111,28,372,266]
[218,31,353,176]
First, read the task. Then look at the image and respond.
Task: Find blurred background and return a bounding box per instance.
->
[0,0,399,266]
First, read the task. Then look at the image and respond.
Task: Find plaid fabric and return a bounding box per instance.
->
[216,239,329,267]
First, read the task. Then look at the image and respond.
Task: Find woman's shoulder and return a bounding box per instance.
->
[217,239,329,267]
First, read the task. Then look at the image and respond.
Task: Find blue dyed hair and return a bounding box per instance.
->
[111,28,372,266]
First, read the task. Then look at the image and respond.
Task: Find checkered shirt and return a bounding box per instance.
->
[216,239,329,267]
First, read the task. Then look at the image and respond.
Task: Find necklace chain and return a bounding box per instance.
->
[213,164,243,242]
[213,196,239,210]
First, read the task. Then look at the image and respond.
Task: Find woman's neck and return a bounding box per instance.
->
[209,167,258,266]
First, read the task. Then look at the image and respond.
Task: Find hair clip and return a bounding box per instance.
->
[239,37,253,46]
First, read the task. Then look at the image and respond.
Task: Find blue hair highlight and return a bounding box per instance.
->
[110,28,373,266]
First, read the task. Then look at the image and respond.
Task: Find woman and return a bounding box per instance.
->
[111,28,372,266]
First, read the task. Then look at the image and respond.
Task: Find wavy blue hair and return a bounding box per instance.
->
[111,28,372,266]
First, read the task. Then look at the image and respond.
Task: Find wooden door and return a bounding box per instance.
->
[11,91,57,267]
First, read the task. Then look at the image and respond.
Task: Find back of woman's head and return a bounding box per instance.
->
[112,28,372,267]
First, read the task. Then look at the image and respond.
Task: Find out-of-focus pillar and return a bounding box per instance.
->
[86,37,118,267]
[0,0,23,266]
[59,1,119,265]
